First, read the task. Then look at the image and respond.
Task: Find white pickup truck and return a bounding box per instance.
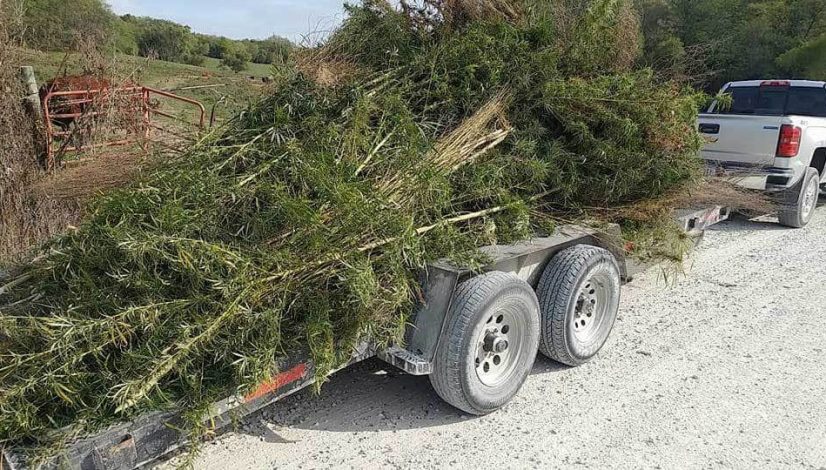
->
[700,80,826,227]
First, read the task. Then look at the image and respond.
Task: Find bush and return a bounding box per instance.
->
[182,53,206,67]
[19,0,115,50]
[0,1,81,265]
[205,36,234,59]
[221,47,251,72]
[251,36,293,64]
[777,33,826,79]
[135,18,194,62]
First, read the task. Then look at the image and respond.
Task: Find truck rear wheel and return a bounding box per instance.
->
[537,245,621,366]
[430,272,540,415]
[778,167,819,228]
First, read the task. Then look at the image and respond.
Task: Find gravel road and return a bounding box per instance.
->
[169,210,826,470]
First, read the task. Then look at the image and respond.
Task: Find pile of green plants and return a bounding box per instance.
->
[0,0,705,455]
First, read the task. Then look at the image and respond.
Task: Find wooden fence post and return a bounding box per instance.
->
[20,65,42,120]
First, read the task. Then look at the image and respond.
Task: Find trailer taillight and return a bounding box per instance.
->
[777,125,802,158]
[243,363,307,403]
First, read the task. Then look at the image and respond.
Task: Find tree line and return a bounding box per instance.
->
[17,0,294,72]
[636,0,826,89]
[12,0,826,84]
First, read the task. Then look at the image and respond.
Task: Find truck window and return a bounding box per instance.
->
[721,87,760,114]
[714,85,826,117]
[786,88,826,117]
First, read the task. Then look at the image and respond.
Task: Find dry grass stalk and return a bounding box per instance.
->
[610,178,775,223]
[441,0,523,23]
[612,0,642,72]
[428,90,512,171]
[377,91,512,205]
[295,48,364,88]
[30,149,149,201]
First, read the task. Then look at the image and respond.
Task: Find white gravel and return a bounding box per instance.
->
[166,209,826,470]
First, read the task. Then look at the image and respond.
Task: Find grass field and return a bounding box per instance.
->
[17,48,270,126]
[201,56,274,78]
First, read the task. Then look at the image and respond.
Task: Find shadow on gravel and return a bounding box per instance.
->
[709,212,791,232]
[240,355,569,436]
[711,196,826,233]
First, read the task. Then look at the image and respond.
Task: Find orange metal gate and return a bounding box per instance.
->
[41,85,206,171]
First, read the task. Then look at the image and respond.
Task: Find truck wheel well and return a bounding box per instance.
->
[810,148,826,175]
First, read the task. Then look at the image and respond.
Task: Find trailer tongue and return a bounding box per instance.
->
[2,208,729,470]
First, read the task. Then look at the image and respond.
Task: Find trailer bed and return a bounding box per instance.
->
[2,209,730,470]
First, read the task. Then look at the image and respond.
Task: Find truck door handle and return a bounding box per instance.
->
[699,123,720,134]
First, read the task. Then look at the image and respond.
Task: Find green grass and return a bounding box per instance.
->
[201,57,274,77]
[16,48,266,126]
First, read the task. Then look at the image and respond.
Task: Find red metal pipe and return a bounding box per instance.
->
[42,85,207,168]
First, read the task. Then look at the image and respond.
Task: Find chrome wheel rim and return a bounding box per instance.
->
[571,273,612,344]
[475,304,526,387]
[802,177,818,221]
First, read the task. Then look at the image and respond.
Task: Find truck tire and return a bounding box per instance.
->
[537,245,621,367]
[778,168,820,228]
[430,271,540,415]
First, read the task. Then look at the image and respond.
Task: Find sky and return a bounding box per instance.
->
[107,0,347,42]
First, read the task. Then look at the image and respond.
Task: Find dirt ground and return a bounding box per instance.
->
[165,208,826,470]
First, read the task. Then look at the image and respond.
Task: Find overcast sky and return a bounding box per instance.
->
[107,0,347,42]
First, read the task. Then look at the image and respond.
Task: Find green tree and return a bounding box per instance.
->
[112,16,138,55]
[206,36,234,59]
[636,0,684,67]
[221,45,251,72]
[251,36,293,64]
[21,0,115,50]
[638,0,826,89]
[134,18,194,62]
[778,33,826,78]
[182,35,210,66]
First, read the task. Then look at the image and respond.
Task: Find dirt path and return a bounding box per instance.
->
[167,210,826,470]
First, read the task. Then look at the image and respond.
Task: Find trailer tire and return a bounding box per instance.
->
[430,272,540,416]
[537,245,620,367]
[778,168,820,228]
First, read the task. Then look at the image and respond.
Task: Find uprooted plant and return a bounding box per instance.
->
[0,0,709,458]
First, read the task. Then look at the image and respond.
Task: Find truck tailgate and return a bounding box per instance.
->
[699,114,782,166]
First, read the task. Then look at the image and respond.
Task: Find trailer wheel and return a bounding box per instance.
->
[778,168,819,228]
[430,272,540,415]
[537,245,620,366]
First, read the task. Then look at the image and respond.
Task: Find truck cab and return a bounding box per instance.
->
[700,80,826,227]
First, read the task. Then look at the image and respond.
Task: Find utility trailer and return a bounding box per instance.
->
[1,207,729,470]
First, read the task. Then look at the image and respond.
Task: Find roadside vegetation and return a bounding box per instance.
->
[0,42,268,265]
[0,3,82,265]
